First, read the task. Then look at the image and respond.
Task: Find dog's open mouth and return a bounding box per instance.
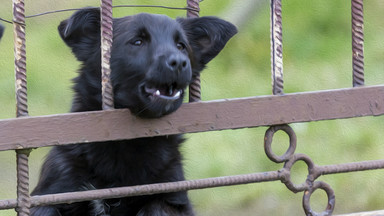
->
[143,84,182,101]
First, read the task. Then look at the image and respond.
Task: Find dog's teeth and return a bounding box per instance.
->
[155,90,161,96]
[174,91,181,98]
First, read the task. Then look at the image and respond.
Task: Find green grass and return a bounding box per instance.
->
[1,0,384,215]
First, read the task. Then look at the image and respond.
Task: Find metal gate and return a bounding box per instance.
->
[0,0,383,215]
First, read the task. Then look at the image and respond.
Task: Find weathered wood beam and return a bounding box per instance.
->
[1,85,383,151]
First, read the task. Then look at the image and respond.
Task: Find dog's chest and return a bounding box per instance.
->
[84,136,183,187]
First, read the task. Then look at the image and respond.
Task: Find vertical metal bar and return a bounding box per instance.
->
[15,150,31,216]
[13,1,31,215]
[13,0,28,117]
[352,0,364,87]
[100,0,114,110]
[270,0,284,95]
[187,0,201,102]
[187,0,200,18]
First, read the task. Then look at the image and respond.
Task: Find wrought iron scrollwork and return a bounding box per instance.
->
[264,125,335,216]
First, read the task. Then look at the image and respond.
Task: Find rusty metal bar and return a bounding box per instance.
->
[0,199,17,210]
[0,171,281,209]
[100,0,114,110]
[189,75,201,102]
[0,85,384,151]
[187,0,201,102]
[316,159,384,176]
[264,125,335,215]
[13,0,28,117]
[270,0,284,95]
[302,181,335,216]
[352,0,364,87]
[13,0,31,215]
[15,149,31,216]
[336,210,384,216]
[186,0,200,18]
[263,125,384,215]
[1,157,383,210]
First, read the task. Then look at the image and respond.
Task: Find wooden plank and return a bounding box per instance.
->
[0,85,384,151]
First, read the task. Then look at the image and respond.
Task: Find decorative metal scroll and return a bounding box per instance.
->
[267,0,367,215]
[265,125,335,215]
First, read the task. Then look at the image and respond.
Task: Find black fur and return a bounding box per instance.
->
[0,23,4,40]
[31,8,237,216]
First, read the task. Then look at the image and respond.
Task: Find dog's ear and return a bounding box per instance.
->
[0,23,4,40]
[58,7,101,61]
[177,17,237,72]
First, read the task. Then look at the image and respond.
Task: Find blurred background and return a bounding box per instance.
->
[0,0,384,215]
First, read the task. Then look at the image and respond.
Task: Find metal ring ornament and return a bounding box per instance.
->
[282,153,316,193]
[264,125,297,163]
[302,181,335,216]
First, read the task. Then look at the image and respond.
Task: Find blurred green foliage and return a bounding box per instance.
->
[0,0,384,215]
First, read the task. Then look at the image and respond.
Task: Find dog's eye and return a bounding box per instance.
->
[133,40,143,46]
[176,42,185,51]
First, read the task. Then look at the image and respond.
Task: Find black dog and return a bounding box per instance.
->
[31,8,236,216]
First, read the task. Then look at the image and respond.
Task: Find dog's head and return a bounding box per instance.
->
[59,8,237,118]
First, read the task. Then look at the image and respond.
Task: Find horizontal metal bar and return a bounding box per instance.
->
[336,210,384,216]
[1,158,384,209]
[0,171,281,209]
[317,159,384,176]
[1,85,384,151]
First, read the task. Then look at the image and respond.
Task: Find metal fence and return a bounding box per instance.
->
[0,0,383,215]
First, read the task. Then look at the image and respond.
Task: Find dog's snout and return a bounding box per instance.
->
[166,54,188,72]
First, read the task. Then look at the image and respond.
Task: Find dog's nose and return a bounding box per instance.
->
[166,54,188,72]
